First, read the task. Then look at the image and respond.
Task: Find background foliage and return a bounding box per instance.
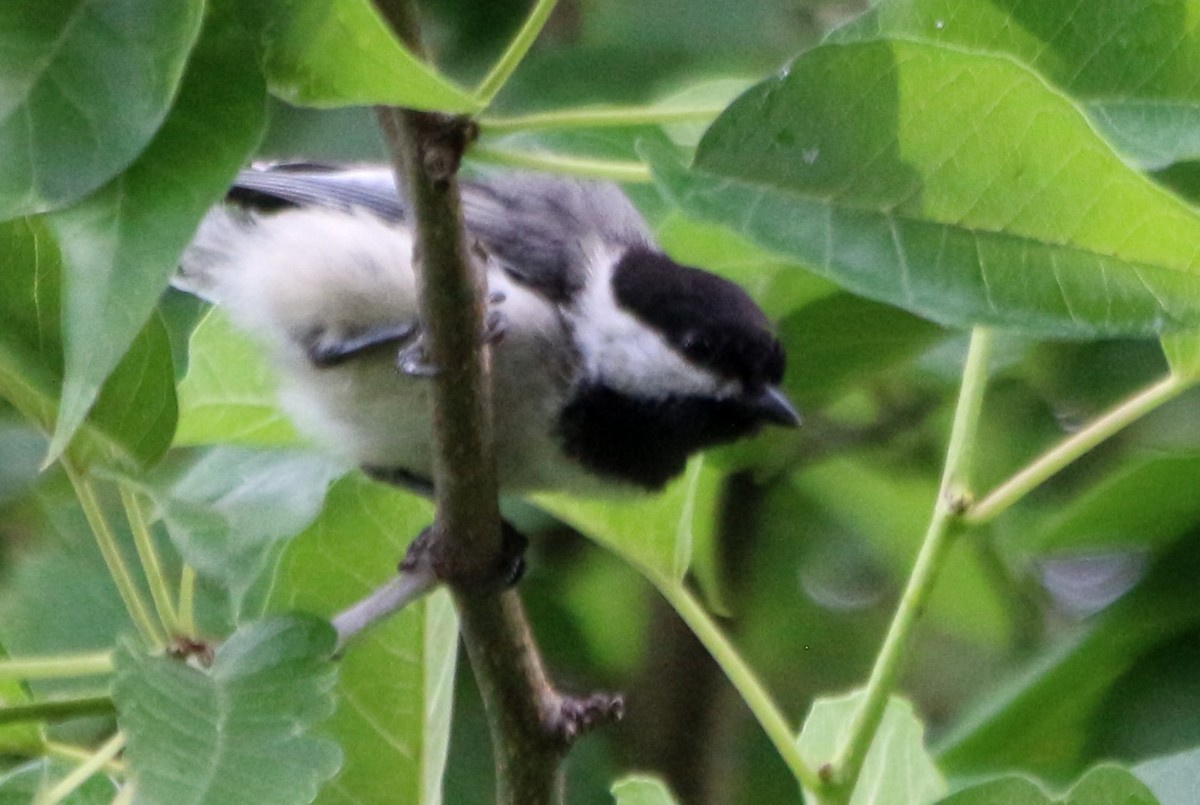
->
[4,0,1200,803]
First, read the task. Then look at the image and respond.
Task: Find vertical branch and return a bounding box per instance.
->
[370,3,620,802]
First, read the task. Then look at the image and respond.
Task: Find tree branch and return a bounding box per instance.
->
[371,3,621,802]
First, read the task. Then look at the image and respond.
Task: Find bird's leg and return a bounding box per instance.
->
[306,321,419,368]
[330,511,528,652]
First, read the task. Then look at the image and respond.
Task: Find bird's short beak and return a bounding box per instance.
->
[750,386,802,427]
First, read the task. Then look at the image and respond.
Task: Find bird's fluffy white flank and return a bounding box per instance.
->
[180,207,612,493]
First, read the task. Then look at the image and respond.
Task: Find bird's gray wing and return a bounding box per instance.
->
[459,173,653,302]
[230,163,407,220]
[227,164,653,302]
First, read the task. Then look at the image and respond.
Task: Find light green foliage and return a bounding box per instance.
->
[267,475,456,805]
[611,775,681,805]
[113,617,342,805]
[797,691,946,804]
[3,0,1200,803]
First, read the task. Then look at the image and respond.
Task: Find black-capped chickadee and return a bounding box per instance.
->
[179,164,799,495]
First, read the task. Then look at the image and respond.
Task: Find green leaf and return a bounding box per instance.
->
[938,764,1159,804]
[259,0,481,112]
[1161,331,1200,380]
[0,0,204,218]
[611,775,682,805]
[152,447,345,623]
[268,474,457,805]
[114,616,342,804]
[533,458,719,586]
[1135,746,1200,805]
[649,39,1200,338]
[0,220,176,468]
[0,647,41,756]
[46,9,268,465]
[796,691,946,805]
[0,758,117,804]
[175,310,301,447]
[938,538,1200,778]
[834,0,1200,170]
[1031,454,1200,555]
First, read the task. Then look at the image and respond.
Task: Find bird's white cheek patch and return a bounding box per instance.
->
[572,245,731,399]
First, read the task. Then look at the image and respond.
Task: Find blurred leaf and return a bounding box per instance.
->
[834,0,1200,170]
[1031,455,1200,555]
[114,616,342,804]
[534,458,719,587]
[84,314,178,468]
[649,39,1200,338]
[175,310,300,447]
[938,538,1200,778]
[797,456,1012,647]
[151,447,345,622]
[780,293,946,407]
[611,775,682,805]
[268,474,456,805]
[0,758,116,804]
[938,764,1158,804]
[1135,746,1200,805]
[0,221,177,468]
[0,648,40,756]
[0,0,204,218]
[796,690,946,805]
[1161,332,1200,380]
[259,0,480,112]
[46,9,267,465]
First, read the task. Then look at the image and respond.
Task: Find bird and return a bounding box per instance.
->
[178,163,800,497]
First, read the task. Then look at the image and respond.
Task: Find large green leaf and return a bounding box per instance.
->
[796,691,946,805]
[259,0,480,112]
[0,0,204,218]
[114,616,342,804]
[649,39,1200,338]
[268,474,457,805]
[46,9,268,465]
[175,310,300,447]
[835,0,1200,170]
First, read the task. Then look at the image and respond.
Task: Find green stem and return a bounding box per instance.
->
[120,485,179,635]
[0,651,113,682]
[481,105,721,133]
[37,732,125,805]
[474,0,559,107]
[827,328,994,799]
[468,146,651,182]
[655,581,824,794]
[44,740,127,774]
[62,462,165,648]
[967,373,1189,525]
[178,565,197,637]
[0,695,115,725]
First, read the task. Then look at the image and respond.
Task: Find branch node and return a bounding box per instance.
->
[408,112,479,184]
[546,691,626,747]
